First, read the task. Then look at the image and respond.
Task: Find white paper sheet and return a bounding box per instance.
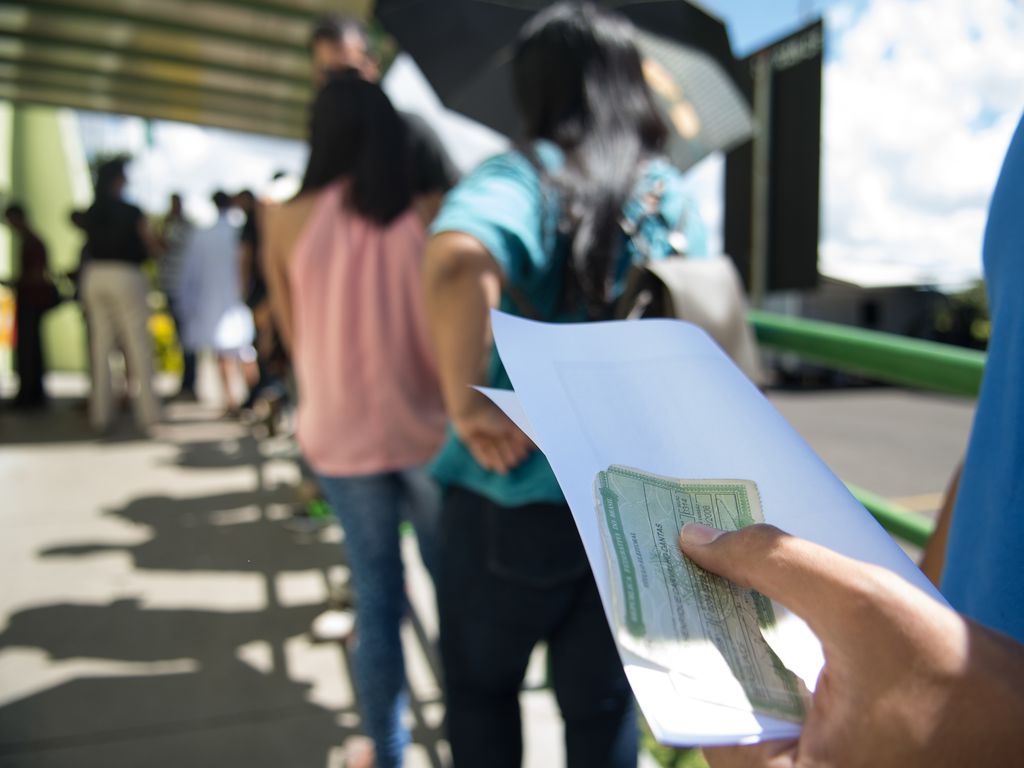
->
[483,311,945,747]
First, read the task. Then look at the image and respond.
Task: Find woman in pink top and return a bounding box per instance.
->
[263,75,446,768]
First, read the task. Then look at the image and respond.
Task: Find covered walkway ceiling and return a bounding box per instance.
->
[0,0,373,138]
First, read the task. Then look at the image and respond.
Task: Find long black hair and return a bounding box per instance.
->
[513,1,668,316]
[300,73,412,225]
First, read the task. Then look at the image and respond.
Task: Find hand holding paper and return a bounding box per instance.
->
[596,468,808,722]
[679,522,1024,768]
[451,393,534,475]
[482,310,946,746]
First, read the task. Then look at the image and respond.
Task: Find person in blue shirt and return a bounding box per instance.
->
[423,3,707,766]
[939,112,1024,643]
[685,112,1024,768]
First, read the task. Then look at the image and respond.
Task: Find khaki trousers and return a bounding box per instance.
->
[81,261,160,431]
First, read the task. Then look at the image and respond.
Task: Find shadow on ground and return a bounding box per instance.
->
[40,488,339,573]
[171,437,267,471]
[0,601,348,768]
[0,422,447,767]
[0,400,150,446]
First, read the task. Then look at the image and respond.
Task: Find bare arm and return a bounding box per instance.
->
[260,205,294,355]
[920,461,962,587]
[238,240,253,300]
[423,231,532,474]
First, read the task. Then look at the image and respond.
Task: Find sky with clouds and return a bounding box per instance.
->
[817,0,1023,287]
[696,0,1024,287]
[76,0,1024,288]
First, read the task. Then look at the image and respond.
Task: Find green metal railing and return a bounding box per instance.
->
[845,484,935,549]
[749,310,987,547]
[749,309,986,397]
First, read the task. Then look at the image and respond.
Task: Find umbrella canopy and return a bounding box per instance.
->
[375,0,753,171]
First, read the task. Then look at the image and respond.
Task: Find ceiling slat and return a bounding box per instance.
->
[0,0,379,139]
[1,5,312,83]
[0,62,306,128]
[24,0,313,55]
[199,0,372,23]
[0,81,303,139]
[0,35,309,104]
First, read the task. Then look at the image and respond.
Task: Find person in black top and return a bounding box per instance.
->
[236,189,286,412]
[79,157,161,433]
[309,14,459,221]
[2,204,52,408]
[236,190,264,309]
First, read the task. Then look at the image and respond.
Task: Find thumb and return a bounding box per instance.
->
[679,523,860,642]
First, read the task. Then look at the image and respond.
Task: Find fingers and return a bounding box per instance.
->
[467,435,507,474]
[678,523,864,642]
[455,401,535,475]
[468,430,533,474]
[493,430,525,470]
[703,740,798,768]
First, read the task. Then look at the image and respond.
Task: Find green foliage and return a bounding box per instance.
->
[930,280,989,350]
[640,716,710,768]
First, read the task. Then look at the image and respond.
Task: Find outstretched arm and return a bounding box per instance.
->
[423,231,532,474]
[260,204,294,356]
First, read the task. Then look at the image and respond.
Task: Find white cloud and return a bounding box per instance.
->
[689,0,1023,288]
[77,113,307,226]
[819,0,1024,286]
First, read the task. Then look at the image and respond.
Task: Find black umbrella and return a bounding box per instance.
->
[375,0,753,171]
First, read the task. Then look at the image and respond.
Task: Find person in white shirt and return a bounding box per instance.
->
[178,191,254,415]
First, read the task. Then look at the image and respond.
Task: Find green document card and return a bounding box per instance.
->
[595,466,808,722]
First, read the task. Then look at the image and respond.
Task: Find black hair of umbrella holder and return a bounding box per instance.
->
[374,0,754,172]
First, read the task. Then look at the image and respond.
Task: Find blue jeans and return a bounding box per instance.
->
[439,486,637,768]
[316,468,440,768]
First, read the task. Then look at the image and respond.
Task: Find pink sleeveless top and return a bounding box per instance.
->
[289,183,447,476]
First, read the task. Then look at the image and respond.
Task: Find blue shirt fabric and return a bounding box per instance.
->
[942,112,1024,642]
[429,142,708,507]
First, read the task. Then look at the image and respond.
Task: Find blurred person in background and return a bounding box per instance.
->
[157,192,197,400]
[309,13,458,221]
[310,12,379,85]
[263,76,446,768]
[2,203,53,408]
[80,157,161,434]
[178,191,254,417]
[236,189,284,414]
[273,11,458,635]
[423,3,708,766]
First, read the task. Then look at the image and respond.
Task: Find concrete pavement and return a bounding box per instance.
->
[0,378,974,767]
[0,377,569,768]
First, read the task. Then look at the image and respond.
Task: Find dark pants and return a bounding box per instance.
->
[167,296,196,393]
[439,487,637,768]
[14,301,45,405]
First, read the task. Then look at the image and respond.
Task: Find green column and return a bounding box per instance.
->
[0,102,13,377]
[6,104,93,372]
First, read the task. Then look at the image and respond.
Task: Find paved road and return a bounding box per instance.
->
[768,388,974,515]
[0,381,974,767]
